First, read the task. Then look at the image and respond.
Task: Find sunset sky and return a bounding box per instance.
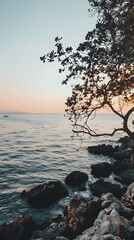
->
[0,0,97,113]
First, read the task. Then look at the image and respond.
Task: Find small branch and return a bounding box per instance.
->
[106,101,124,119]
[72,127,124,137]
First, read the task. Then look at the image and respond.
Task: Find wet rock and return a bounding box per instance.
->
[128,139,134,149]
[55,237,69,240]
[91,162,112,178]
[112,160,129,175]
[90,179,127,199]
[118,169,134,185]
[0,215,36,240]
[65,171,88,186]
[21,181,68,208]
[88,144,118,156]
[122,182,134,209]
[32,222,66,240]
[130,153,134,167]
[63,195,102,239]
[113,148,133,161]
[118,136,130,144]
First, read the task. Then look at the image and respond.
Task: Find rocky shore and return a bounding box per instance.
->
[0,136,134,240]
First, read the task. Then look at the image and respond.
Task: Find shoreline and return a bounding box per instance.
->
[0,136,134,239]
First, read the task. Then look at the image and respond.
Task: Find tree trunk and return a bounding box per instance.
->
[123,107,134,139]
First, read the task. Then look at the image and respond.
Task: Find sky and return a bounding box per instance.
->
[0,0,97,113]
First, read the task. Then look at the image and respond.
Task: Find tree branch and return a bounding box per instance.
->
[106,101,124,119]
[73,125,124,137]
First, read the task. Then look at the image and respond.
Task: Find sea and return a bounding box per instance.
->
[0,113,133,225]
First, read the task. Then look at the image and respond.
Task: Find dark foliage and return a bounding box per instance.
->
[41,0,134,138]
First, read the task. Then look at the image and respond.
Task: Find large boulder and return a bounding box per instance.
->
[0,215,36,240]
[91,162,112,178]
[90,180,127,199]
[65,171,88,186]
[88,144,119,156]
[63,195,102,239]
[21,181,68,208]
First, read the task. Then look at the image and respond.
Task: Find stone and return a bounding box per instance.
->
[90,180,127,199]
[63,195,102,239]
[113,148,133,161]
[121,182,134,209]
[55,237,69,240]
[65,171,88,186]
[32,222,66,240]
[128,139,134,149]
[112,160,129,175]
[100,193,134,220]
[0,215,36,240]
[21,181,68,208]
[74,205,134,240]
[130,153,134,167]
[118,169,134,185]
[88,144,118,156]
[91,162,112,178]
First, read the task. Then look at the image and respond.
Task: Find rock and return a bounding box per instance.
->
[21,181,68,208]
[65,171,88,186]
[88,144,118,156]
[55,237,69,240]
[0,215,36,240]
[55,236,68,240]
[112,160,129,175]
[63,195,102,239]
[118,169,134,185]
[113,148,133,161]
[122,182,134,209]
[118,136,130,144]
[130,153,134,167]
[128,139,134,149]
[32,222,66,240]
[74,196,134,240]
[91,162,112,178]
[90,180,127,199]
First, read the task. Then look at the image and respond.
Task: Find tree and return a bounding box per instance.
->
[41,0,134,139]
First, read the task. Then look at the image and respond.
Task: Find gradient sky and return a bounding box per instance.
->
[0,0,97,113]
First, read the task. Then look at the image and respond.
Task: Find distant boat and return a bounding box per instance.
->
[3,115,9,118]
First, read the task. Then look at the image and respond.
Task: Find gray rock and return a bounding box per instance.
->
[32,222,66,240]
[74,192,134,240]
[55,237,69,240]
[122,182,134,209]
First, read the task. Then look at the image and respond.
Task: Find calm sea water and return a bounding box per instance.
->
[0,113,133,224]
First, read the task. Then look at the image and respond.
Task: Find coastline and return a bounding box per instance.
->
[0,136,134,239]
